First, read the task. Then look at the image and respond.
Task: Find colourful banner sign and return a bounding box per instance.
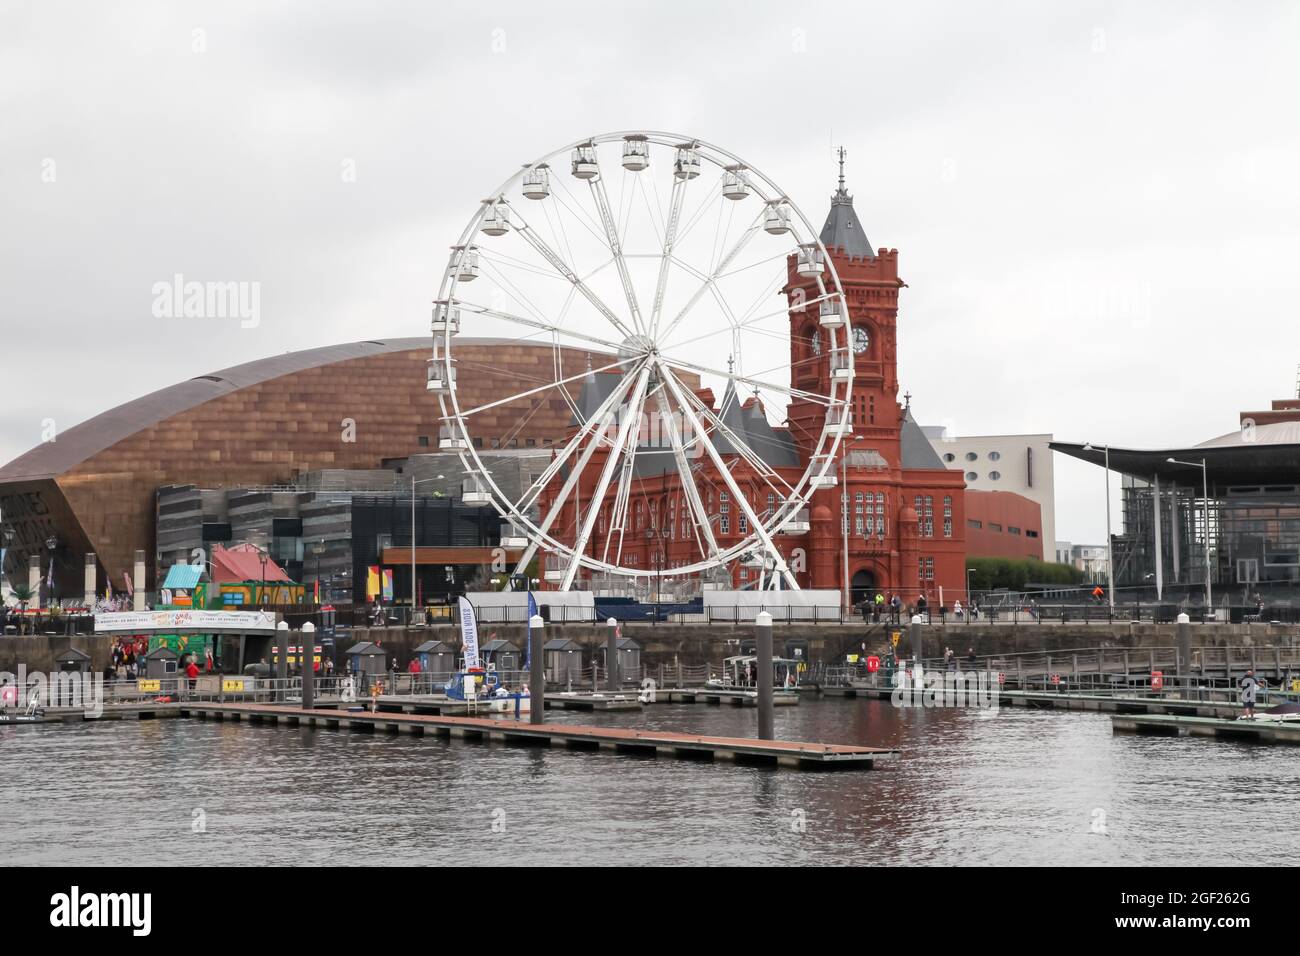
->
[458,596,480,669]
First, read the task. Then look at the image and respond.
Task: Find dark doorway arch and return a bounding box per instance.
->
[850,569,876,607]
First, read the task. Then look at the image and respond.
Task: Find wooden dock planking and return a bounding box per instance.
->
[181,702,896,769]
[1112,713,1300,745]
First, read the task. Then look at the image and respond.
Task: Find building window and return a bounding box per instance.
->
[989,522,1002,532]
[920,495,934,537]
[943,453,955,462]
[526,438,536,447]
[1026,529,1039,538]
[875,493,886,538]
[988,451,1001,461]
[968,519,982,529]
[1009,526,1021,535]
[917,556,935,581]
[739,512,748,534]
[965,471,978,481]
[943,495,953,538]
[418,435,430,447]
[989,471,1001,481]
[965,452,978,461]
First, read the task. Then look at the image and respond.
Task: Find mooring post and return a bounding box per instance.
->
[529,613,545,725]
[276,620,289,703]
[301,622,315,711]
[756,610,775,740]
[910,614,924,691]
[606,617,618,692]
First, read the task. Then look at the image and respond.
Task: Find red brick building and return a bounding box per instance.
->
[964,490,1044,560]
[541,169,968,606]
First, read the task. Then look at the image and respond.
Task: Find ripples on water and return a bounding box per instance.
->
[2,699,1296,866]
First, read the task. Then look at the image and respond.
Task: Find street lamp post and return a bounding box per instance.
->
[966,566,976,605]
[839,434,864,614]
[1167,457,1212,617]
[45,535,59,608]
[311,539,325,606]
[1083,443,1116,616]
[410,473,445,624]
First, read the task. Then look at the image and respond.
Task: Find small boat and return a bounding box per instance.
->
[1246,702,1300,722]
[0,710,46,724]
[444,669,530,713]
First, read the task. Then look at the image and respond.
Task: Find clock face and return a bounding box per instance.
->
[851,326,870,354]
[810,329,822,355]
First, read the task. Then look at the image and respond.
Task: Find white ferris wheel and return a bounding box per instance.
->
[428,131,854,592]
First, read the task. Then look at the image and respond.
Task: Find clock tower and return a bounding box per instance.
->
[785,151,904,465]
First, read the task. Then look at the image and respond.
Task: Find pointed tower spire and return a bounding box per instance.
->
[819,146,874,257]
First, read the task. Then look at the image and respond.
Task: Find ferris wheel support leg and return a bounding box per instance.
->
[510,365,642,582]
[652,387,722,561]
[558,365,653,592]
[658,359,800,591]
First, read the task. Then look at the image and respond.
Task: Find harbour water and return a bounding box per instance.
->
[3,699,1297,866]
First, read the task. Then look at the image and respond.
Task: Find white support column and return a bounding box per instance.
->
[1152,474,1163,602]
[84,553,97,607]
[29,555,41,608]
[133,550,146,611]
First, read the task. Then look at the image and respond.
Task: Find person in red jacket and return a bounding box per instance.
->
[185,658,200,692]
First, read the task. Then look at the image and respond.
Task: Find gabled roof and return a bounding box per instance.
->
[211,544,292,584]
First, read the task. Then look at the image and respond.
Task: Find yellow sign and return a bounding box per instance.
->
[1291,679,1300,693]
[891,632,901,647]
[847,654,860,663]
[138,679,161,693]
[222,679,247,692]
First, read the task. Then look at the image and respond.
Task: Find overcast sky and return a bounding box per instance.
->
[2,0,1298,545]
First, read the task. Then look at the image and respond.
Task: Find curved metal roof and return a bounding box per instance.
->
[0,337,549,483]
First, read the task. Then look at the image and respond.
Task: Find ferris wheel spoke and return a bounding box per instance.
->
[587,173,646,338]
[456,303,626,354]
[657,352,840,407]
[508,204,637,341]
[559,365,654,591]
[653,386,721,561]
[647,173,689,341]
[511,363,644,576]
[448,352,638,422]
[657,359,799,589]
[656,211,765,344]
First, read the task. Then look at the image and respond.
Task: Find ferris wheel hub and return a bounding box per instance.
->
[617,334,656,364]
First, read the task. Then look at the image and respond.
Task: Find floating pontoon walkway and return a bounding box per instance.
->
[1112,713,1300,745]
[823,683,1245,718]
[180,702,896,769]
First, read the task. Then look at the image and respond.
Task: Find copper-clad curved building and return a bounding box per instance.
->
[0,337,597,592]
